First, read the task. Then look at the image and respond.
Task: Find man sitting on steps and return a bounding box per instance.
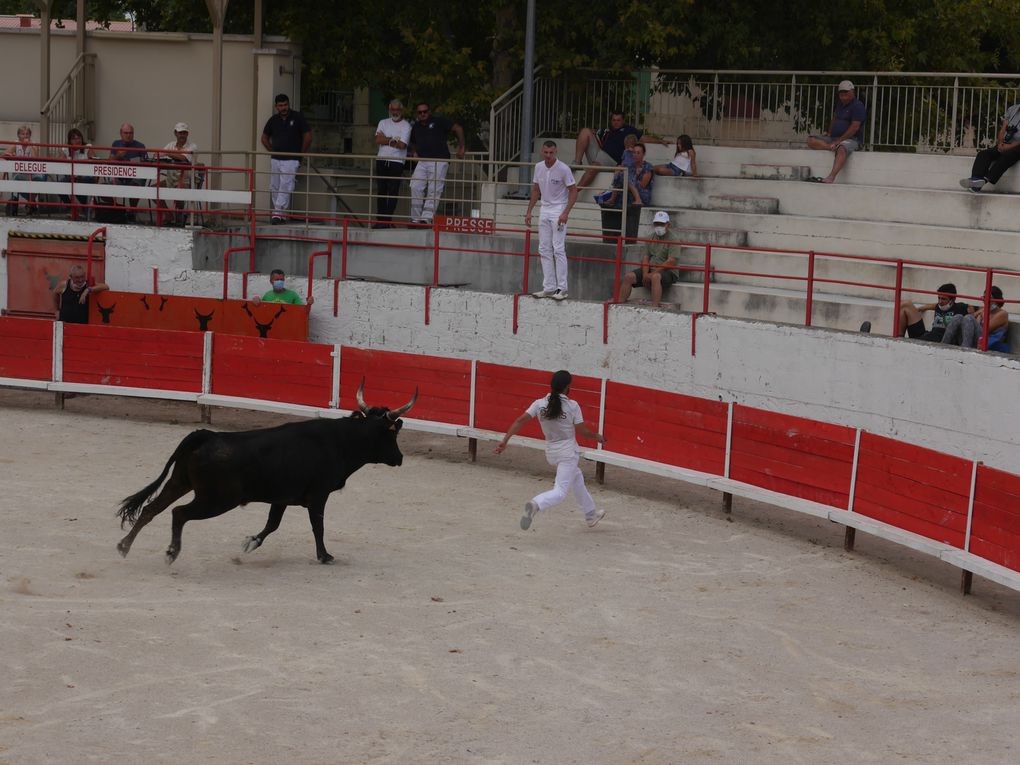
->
[615,211,681,307]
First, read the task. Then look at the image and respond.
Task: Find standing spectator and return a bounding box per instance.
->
[4,125,47,216]
[942,286,1010,351]
[60,128,97,217]
[251,269,313,306]
[493,370,607,530]
[52,264,108,324]
[806,80,866,184]
[525,140,578,301]
[615,210,682,307]
[373,99,411,228]
[573,110,668,188]
[109,123,148,221]
[158,122,199,225]
[960,102,1020,192]
[653,134,698,177]
[594,133,638,207]
[261,93,313,225]
[407,102,465,225]
[898,282,969,342]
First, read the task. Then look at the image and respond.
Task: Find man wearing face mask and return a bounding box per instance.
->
[252,269,313,306]
[897,282,968,342]
[941,285,1010,351]
[53,264,109,324]
[614,210,681,307]
[373,99,412,228]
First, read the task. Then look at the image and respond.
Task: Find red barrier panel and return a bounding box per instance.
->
[730,406,856,508]
[970,465,1020,572]
[854,432,971,546]
[0,316,52,380]
[62,324,203,392]
[473,362,601,446]
[602,382,727,474]
[211,334,333,407]
[339,347,471,424]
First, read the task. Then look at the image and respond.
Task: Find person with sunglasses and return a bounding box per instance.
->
[407,102,465,225]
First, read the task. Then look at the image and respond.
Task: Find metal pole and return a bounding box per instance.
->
[519,0,536,168]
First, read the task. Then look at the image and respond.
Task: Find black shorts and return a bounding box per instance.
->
[905,319,926,339]
[631,267,678,289]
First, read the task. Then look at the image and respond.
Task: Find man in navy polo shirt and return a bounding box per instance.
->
[573,110,669,188]
[109,123,147,221]
[407,102,465,225]
[261,93,313,224]
[806,80,867,184]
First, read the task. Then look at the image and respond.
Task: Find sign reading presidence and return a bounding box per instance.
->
[0,157,158,181]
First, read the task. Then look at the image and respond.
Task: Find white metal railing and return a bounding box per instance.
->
[489,69,1020,167]
[41,53,97,146]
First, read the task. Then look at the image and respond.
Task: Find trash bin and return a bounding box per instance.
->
[600,202,642,244]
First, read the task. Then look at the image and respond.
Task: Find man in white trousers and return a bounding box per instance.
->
[525,141,578,300]
[407,102,465,224]
[261,93,312,224]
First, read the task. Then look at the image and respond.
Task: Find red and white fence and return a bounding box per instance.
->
[2,315,1018,595]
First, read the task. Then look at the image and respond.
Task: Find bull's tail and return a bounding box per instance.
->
[116,430,213,528]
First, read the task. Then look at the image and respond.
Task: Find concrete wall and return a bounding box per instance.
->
[2,219,1016,474]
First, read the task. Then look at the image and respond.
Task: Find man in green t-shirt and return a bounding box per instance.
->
[252,269,313,305]
[616,210,681,307]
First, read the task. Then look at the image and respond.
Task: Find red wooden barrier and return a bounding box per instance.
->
[854,433,971,547]
[729,406,856,508]
[339,347,472,424]
[473,362,601,446]
[602,381,728,474]
[62,324,203,392]
[0,316,52,380]
[970,465,1020,572]
[211,334,333,407]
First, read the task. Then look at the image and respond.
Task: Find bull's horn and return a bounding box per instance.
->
[387,387,418,420]
[356,378,369,413]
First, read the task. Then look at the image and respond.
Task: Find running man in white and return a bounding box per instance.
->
[494,370,607,529]
[525,141,578,301]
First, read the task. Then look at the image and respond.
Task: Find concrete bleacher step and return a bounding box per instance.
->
[707,194,779,214]
[671,226,748,247]
[739,163,811,181]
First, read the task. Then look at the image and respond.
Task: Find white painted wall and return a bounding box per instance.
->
[3,221,1016,473]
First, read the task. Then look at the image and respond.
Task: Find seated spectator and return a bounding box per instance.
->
[615,210,681,307]
[52,264,108,324]
[158,122,199,225]
[4,125,47,216]
[594,134,638,207]
[573,110,668,188]
[806,80,866,184]
[60,128,97,218]
[109,122,148,221]
[960,102,1020,192]
[251,269,314,306]
[942,286,1010,351]
[898,282,968,342]
[653,134,698,177]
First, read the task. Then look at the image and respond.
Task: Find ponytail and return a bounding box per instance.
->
[543,370,572,420]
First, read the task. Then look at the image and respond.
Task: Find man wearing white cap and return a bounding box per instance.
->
[525,140,578,300]
[806,80,866,184]
[615,210,681,307]
[159,122,199,224]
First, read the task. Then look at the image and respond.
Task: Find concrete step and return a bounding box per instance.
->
[740,163,811,181]
[671,226,748,247]
[708,194,779,214]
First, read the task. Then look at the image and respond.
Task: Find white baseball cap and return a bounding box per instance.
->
[652,210,670,224]
[837,80,855,92]
[173,122,190,133]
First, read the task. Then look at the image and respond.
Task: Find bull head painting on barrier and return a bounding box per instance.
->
[115,381,417,565]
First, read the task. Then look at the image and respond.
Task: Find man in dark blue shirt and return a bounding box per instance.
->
[807,80,866,184]
[574,110,668,188]
[260,93,312,224]
[109,123,148,221]
[407,102,465,224]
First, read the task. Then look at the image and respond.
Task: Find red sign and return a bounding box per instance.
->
[435,215,495,235]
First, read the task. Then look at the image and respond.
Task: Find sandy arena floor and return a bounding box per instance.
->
[1,391,1019,765]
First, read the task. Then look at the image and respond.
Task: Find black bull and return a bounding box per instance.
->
[116,387,417,565]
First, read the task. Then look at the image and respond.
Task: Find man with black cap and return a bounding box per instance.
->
[261,93,312,224]
[806,80,866,184]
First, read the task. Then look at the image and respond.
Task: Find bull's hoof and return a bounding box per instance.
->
[116,539,131,558]
[242,536,261,554]
[164,547,179,566]
[317,552,335,564]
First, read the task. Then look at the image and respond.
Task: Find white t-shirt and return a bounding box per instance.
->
[376,118,412,161]
[526,394,583,459]
[669,150,693,174]
[532,159,575,215]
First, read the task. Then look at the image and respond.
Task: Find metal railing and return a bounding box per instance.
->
[489,69,1020,170]
[41,53,96,147]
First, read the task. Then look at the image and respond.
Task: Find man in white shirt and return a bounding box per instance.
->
[525,140,578,300]
[373,99,412,228]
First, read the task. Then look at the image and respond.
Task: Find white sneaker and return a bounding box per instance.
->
[551,290,568,301]
[585,509,606,528]
[521,500,539,530]
[532,290,555,298]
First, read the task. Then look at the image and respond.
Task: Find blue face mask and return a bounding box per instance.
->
[272,280,286,290]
